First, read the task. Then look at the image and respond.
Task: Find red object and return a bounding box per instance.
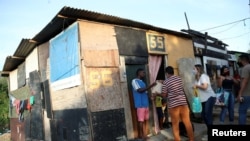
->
[14,99,21,114]
[26,99,32,111]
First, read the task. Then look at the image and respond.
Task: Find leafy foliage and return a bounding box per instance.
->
[0,77,9,133]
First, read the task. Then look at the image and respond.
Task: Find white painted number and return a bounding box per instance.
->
[148,34,165,51]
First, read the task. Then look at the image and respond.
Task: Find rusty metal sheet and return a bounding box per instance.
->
[10,118,25,141]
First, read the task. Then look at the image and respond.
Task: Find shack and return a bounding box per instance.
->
[1,6,195,141]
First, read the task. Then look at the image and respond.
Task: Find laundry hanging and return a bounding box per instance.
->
[9,94,35,122]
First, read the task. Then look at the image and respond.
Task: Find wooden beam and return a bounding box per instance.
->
[8,56,25,59]
[29,39,37,43]
[57,14,68,19]
[0,71,10,77]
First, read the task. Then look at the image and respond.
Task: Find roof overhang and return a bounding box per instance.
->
[1,39,36,76]
[1,6,192,76]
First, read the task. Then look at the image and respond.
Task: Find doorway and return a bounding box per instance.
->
[125,55,165,138]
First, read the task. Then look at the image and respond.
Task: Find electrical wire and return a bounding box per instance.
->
[216,1,250,51]
[199,17,250,32]
[220,31,250,40]
[210,22,240,34]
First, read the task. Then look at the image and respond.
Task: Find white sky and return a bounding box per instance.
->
[0,0,250,70]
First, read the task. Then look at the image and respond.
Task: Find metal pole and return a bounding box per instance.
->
[184,12,190,30]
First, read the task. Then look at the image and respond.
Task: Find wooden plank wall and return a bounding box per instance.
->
[51,86,87,110]
[79,21,128,140]
[166,34,194,69]
[25,48,39,79]
[85,67,123,112]
[17,63,26,88]
[37,42,49,82]
[79,21,122,111]
[28,70,44,140]
[37,42,52,141]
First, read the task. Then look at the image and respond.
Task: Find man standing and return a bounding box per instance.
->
[131,68,156,140]
[161,66,194,141]
[237,54,250,125]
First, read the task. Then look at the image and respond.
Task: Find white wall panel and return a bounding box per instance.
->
[9,69,18,91]
[26,48,39,79]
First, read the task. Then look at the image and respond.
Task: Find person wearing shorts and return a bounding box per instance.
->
[137,107,149,122]
[132,68,156,140]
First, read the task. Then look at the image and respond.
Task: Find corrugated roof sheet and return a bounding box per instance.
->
[13,39,37,58]
[1,39,36,75]
[1,56,24,77]
[32,6,190,44]
[1,6,191,75]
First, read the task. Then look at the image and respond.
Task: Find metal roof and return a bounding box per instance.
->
[32,6,191,44]
[181,29,228,46]
[1,6,191,76]
[1,39,36,76]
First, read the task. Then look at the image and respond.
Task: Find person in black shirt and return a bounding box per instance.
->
[218,66,239,124]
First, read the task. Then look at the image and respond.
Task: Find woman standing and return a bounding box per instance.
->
[218,66,239,124]
[193,64,216,141]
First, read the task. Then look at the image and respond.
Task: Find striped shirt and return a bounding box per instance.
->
[162,75,187,108]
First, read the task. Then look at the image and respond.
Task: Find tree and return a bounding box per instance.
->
[0,77,9,133]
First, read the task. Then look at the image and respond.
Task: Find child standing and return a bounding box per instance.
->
[155,95,164,129]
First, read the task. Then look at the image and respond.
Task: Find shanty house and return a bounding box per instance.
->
[1,6,195,141]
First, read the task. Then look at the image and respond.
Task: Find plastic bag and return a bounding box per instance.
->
[214,88,229,107]
[191,88,202,113]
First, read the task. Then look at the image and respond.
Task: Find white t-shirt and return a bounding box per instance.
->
[195,74,216,102]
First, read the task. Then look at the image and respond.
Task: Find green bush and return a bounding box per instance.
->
[0,77,9,133]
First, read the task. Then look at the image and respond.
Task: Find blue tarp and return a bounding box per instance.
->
[50,22,79,83]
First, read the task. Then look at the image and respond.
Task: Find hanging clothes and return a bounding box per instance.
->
[26,99,32,112]
[9,94,16,107]
[30,96,35,105]
[19,100,27,122]
[13,99,21,114]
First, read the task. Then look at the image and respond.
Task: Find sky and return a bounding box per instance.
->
[0,0,250,70]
